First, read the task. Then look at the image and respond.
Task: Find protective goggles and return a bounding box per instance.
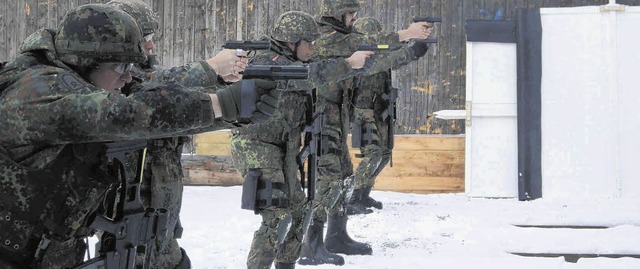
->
[110,63,135,74]
[143,33,155,42]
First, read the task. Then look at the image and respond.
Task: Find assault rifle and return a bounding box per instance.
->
[412,16,442,44]
[381,84,398,167]
[238,65,309,121]
[297,88,323,202]
[76,140,168,269]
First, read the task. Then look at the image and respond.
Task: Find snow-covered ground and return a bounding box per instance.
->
[179,186,640,269]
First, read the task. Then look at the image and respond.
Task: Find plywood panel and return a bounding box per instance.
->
[188,131,465,193]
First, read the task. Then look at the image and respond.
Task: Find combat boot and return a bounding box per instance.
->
[275,262,296,269]
[174,248,191,269]
[298,220,345,265]
[346,188,373,215]
[361,186,383,209]
[325,214,373,255]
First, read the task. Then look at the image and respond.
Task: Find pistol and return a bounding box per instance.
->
[412,16,442,43]
[223,40,271,50]
[412,16,442,23]
[356,44,391,51]
[242,65,309,80]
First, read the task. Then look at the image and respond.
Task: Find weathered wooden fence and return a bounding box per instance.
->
[2,0,639,135]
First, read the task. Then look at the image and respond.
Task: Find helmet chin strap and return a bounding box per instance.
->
[292,41,301,61]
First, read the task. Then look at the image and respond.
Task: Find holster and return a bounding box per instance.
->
[241,169,262,211]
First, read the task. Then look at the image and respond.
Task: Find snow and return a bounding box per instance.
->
[178,186,640,269]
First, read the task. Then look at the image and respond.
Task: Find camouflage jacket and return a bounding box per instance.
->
[353,70,391,122]
[231,37,355,188]
[0,29,227,255]
[312,16,417,104]
[312,17,419,142]
[128,59,224,92]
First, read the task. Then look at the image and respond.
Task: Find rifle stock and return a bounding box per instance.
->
[75,140,168,269]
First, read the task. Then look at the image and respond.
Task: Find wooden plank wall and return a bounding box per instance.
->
[190,131,464,194]
[3,0,639,136]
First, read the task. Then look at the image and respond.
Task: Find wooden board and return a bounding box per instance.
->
[188,131,465,194]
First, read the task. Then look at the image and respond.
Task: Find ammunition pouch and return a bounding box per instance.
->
[321,135,341,156]
[352,120,379,152]
[241,169,290,214]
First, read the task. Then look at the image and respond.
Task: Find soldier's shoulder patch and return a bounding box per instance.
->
[59,73,88,91]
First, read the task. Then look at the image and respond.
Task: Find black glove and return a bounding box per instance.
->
[408,40,429,59]
[216,79,279,123]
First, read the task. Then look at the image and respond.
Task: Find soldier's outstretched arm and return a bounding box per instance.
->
[145,49,248,89]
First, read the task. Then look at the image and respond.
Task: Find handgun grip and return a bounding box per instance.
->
[239,79,258,123]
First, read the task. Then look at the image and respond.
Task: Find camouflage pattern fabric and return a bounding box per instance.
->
[230,34,357,268]
[107,0,159,36]
[352,17,392,189]
[0,23,227,267]
[132,62,223,269]
[123,43,223,269]
[352,71,392,189]
[320,0,360,17]
[55,4,146,68]
[271,11,320,43]
[310,16,419,221]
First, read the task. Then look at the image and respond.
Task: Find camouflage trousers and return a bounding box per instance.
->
[140,138,186,269]
[246,169,308,269]
[312,102,353,222]
[354,120,391,190]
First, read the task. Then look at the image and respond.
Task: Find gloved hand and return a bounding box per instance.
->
[216,79,280,124]
[408,40,429,59]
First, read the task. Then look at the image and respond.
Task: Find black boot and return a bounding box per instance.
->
[298,220,345,265]
[346,189,373,215]
[174,248,192,269]
[361,186,383,209]
[275,262,296,269]
[325,214,373,255]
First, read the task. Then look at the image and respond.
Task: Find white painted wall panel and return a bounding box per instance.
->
[465,43,519,198]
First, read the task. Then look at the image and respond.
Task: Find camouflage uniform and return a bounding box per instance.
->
[109,1,230,267]
[230,11,361,269]
[350,17,391,210]
[301,0,429,262]
[0,4,246,268]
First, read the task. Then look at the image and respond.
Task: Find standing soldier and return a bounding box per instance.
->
[348,17,392,213]
[0,4,271,268]
[299,0,433,265]
[230,11,374,269]
[106,1,251,268]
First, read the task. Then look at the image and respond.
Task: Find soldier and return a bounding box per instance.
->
[106,1,252,268]
[230,11,374,269]
[298,0,433,264]
[0,4,270,268]
[348,17,391,213]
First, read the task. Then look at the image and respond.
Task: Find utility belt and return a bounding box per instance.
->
[0,206,95,267]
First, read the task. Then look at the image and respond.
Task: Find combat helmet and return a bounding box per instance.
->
[107,0,159,36]
[353,17,382,34]
[320,0,360,17]
[55,4,146,68]
[271,11,320,43]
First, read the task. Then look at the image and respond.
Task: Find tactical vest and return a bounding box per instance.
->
[0,143,128,266]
